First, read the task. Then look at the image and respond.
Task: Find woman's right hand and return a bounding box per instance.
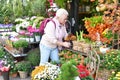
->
[62,42,71,48]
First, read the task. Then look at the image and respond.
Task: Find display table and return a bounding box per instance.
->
[3,45,27,61]
[4,46,27,58]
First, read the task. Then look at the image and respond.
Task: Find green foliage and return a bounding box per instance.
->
[0,0,47,23]
[10,64,18,74]
[104,30,113,39]
[58,60,79,80]
[100,50,120,71]
[31,0,47,16]
[55,0,67,8]
[81,76,94,80]
[13,40,29,49]
[33,16,44,28]
[25,48,40,67]
[13,0,23,17]
[83,16,103,27]
[0,0,14,23]
[16,61,32,72]
[109,71,120,80]
[0,48,6,58]
[11,25,16,32]
[76,31,85,41]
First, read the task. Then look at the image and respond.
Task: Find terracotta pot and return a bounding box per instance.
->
[10,72,18,78]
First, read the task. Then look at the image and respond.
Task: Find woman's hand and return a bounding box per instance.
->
[62,42,71,48]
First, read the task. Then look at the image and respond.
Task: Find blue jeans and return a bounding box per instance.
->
[39,43,59,65]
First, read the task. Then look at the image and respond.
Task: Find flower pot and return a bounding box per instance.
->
[26,38,30,42]
[2,71,9,80]
[18,71,28,79]
[18,47,24,54]
[35,36,40,42]
[30,38,34,42]
[10,72,18,78]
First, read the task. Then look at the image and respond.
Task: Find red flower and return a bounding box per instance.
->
[48,0,53,6]
[77,64,90,78]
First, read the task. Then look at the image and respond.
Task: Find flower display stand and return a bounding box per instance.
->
[2,71,9,80]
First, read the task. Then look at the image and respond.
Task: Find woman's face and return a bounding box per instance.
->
[58,14,68,26]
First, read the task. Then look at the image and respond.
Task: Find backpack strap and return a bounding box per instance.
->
[44,18,56,28]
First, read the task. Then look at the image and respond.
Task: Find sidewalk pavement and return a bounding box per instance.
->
[0,76,31,80]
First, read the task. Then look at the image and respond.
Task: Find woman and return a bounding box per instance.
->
[39,8,71,65]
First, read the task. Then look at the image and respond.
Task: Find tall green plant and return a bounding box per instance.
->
[31,0,47,16]
[58,60,79,80]
[55,0,68,8]
[0,0,14,23]
[25,48,40,67]
[12,0,23,17]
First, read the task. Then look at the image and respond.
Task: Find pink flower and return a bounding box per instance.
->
[34,29,39,33]
[0,66,10,72]
[0,60,10,72]
[27,26,40,36]
[27,26,36,33]
[19,30,26,35]
[25,32,33,37]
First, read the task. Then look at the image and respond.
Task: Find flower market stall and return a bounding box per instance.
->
[0,0,120,80]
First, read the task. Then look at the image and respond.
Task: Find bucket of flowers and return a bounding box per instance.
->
[0,60,10,80]
[31,62,60,80]
[27,26,41,42]
[0,48,15,80]
[0,48,14,80]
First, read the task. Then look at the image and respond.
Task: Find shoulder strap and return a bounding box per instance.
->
[44,18,56,28]
[50,19,56,28]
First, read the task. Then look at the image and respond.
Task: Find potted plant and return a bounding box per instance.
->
[9,65,18,78]
[25,48,40,68]
[31,62,60,80]
[34,29,41,42]
[15,61,32,78]
[12,40,29,53]
[0,48,15,80]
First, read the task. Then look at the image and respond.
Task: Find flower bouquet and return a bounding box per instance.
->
[0,60,10,72]
[0,60,10,80]
[31,63,60,80]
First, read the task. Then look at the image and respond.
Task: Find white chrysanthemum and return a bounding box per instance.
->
[21,21,30,28]
[33,63,60,80]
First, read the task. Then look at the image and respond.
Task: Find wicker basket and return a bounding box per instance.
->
[72,41,91,53]
[18,71,28,79]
